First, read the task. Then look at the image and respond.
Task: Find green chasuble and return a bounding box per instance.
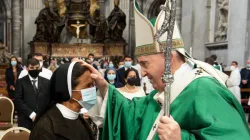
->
[102,77,250,140]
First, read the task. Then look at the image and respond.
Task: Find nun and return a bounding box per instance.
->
[30,62,95,140]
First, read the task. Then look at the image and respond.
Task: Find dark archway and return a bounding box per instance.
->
[147,0,165,20]
[0,0,7,44]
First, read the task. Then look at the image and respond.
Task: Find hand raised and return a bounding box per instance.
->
[79,61,108,96]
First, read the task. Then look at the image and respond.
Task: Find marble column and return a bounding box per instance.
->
[128,0,135,57]
[227,0,249,66]
[12,0,21,56]
[98,0,105,16]
[176,0,182,30]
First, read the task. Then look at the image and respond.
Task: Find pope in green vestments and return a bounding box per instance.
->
[87,0,250,139]
[101,74,250,139]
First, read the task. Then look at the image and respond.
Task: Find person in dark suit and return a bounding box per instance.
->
[239,59,250,124]
[116,55,141,86]
[15,58,50,130]
[5,56,23,99]
[240,59,250,89]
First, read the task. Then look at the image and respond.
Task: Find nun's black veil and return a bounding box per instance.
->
[50,63,72,106]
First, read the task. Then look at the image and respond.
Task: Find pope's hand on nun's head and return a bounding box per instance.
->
[157,116,181,140]
[82,62,108,88]
[81,61,102,77]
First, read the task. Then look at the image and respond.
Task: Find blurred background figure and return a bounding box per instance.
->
[102,60,108,69]
[211,54,222,71]
[117,55,141,86]
[87,53,95,64]
[117,60,124,69]
[226,61,241,103]
[205,57,215,66]
[5,56,23,99]
[17,56,26,69]
[48,58,59,72]
[117,69,145,100]
[95,62,105,77]
[240,59,250,90]
[105,68,122,88]
[108,60,114,68]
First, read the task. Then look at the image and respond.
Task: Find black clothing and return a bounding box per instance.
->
[50,63,72,104]
[240,67,250,123]
[30,106,94,140]
[15,75,50,130]
[240,68,250,88]
[5,67,22,98]
[116,67,141,87]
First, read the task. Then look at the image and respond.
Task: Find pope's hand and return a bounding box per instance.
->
[80,61,108,96]
[157,116,181,140]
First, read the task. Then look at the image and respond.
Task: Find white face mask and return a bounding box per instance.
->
[90,58,94,62]
[230,66,236,71]
[247,64,250,67]
[72,87,97,110]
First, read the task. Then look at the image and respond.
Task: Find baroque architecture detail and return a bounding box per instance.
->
[215,0,229,42]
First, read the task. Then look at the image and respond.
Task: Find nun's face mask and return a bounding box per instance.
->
[72,71,96,110]
[72,87,97,110]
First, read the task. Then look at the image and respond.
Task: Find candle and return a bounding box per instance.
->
[190,47,192,57]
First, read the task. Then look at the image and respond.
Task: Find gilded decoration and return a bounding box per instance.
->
[104,43,125,56]
[135,39,184,56]
[31,42,49,55]
[51,43,104,58]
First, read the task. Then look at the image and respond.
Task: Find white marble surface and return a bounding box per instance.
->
[181,0,209,60]
[227,0,249,66]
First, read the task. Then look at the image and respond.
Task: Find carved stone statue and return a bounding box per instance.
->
[33,0,66,43]
[107,0,126,42]
[215,0,229,42]
[0,43,12,64]
[89,8,109,43]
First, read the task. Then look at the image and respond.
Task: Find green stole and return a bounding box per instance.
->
[101,77,250,140]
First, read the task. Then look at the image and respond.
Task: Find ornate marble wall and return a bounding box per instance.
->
[181,0,250,67]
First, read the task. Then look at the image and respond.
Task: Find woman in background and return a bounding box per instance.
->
[117,68,145,100]
[105,68,122,88]
[5,56,22,99]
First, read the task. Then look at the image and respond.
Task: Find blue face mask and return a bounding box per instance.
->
[97,66,101,69]
[11,61,17,66]
[72,86,97,110]
[124,62,132,68]
[103,64,107,68]
[109,63,114,68]
[107,74,116,81]
[119,65,124,69]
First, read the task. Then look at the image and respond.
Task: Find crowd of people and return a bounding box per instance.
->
[4,52,154,138]
[3,52,250,139]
